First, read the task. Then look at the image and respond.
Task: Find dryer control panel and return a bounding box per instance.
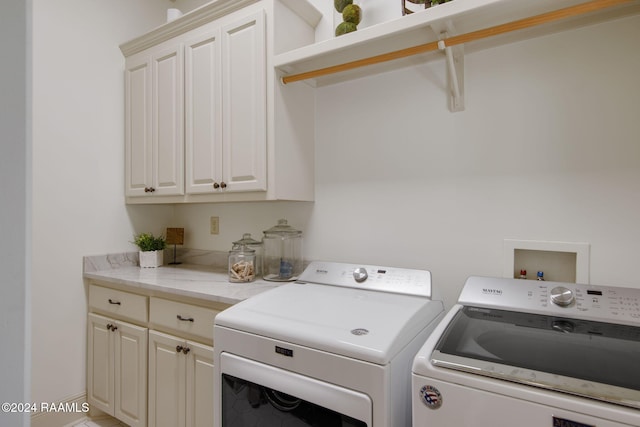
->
[297,261,433,298]
[458,276,640,325]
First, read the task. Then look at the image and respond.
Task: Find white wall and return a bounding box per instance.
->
[174,14,640,309]
[0,1,31,425]
[22,0,640,412]
[311,14,640,307]
[30,0,174,407]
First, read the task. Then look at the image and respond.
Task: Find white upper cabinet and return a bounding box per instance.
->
[121,0,319,203]
[184,12,266,195]
[184,26,223,194]
[125,42,184,197]
[124,55,152,197]
[221,12,266,193]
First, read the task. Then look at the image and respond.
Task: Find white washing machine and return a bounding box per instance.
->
[412,276,640,427]
[213,261,445,427]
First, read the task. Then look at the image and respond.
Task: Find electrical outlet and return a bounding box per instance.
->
[210,216,219,235]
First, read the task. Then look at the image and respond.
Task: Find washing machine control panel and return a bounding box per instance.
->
[458,276,640,325]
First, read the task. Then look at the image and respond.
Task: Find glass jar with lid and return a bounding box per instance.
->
[232,233,263,276]
[262,219,303,282]
[228,245,256,283]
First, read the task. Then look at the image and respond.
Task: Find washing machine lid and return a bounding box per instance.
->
[215,279,444,365]
[427,276,640,409]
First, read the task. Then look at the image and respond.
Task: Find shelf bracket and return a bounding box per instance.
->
[437,34,464,112]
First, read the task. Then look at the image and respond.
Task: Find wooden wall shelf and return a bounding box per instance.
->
[275,0,640,94]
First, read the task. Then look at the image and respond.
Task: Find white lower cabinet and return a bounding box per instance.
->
[87,312,148,427]
[148,330,214,427]
[87,283,227,427]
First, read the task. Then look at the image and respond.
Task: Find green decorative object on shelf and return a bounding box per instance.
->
[334,0,352,13]
[335,21,357,36]
[335,0,361,37]
[132,232,166,252]
[342,4,361,25]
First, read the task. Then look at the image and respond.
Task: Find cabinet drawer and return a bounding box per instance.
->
[150,297,222,343]
[89,284,148,324]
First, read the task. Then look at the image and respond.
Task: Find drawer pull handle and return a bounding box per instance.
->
[108,299,121,305]
[177,315,194,322]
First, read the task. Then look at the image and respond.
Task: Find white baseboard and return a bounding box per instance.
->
[30,393,89,427]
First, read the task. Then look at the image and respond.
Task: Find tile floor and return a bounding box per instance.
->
[71,417,128,427]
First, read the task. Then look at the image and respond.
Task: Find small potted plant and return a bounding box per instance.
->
[133,232,166,268]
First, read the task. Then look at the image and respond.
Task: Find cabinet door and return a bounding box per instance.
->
[185,341,214,427]
[125,53,152,197]
[221,11,267,193]
[87,313,114,415]
[149,330,187,427]
[114,321,148,427]
[185,27,223,194]
[152,44,184,196]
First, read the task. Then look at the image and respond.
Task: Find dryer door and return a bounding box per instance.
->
[219,352,371,426]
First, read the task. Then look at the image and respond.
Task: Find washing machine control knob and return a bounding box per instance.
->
[551,286,574,307]
[353,267,368,283]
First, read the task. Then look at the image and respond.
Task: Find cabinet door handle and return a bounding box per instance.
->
[220,181,227,189]
[176,345,183,353]
[213,182,220,189]
[108,299,121,305]
[177,315,194,322]
[111,325,118,332]
[144,187,156,193]
[107,323,113,331]
[182,347,190,355]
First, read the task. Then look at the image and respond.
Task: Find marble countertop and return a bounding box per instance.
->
[83,252,281,305]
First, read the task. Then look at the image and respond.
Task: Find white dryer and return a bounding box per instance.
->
[214,261,445,427]
[412,276,640,427]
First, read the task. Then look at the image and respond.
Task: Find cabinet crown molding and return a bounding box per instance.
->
[120,0,259,57]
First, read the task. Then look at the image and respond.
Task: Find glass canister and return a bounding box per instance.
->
[262,219,303,282]
[232,233,263,276]
[228,245,256,283]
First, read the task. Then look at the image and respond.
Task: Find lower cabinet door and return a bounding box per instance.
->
[149,330,187,427]
[87,313,114,415]
[185,341,214,427]
[148,330,214,427]
[114,320,148,427]
[87,313,148,427]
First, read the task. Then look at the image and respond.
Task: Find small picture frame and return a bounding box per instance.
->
[402,0,430,16]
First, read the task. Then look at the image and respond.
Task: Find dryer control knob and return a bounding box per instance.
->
[551,286,574,307]
[353,267,368,283]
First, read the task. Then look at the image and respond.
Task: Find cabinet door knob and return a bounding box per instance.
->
[108,299,121,305]
[220,181,227,189]
[107,323,113,331]
[177,315,194,322]
[213,182,220,189]
[176,345,183,353]
[182,347,190,355]
[111,325,118,332]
